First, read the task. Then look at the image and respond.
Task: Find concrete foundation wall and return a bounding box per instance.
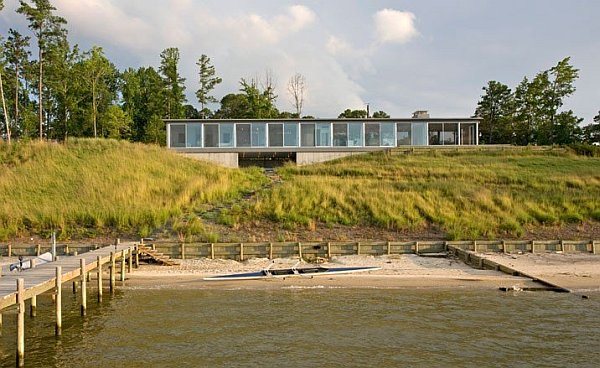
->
[296,151,368,166]
[183,152,239,168]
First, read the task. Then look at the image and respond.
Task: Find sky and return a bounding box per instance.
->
[1,0,599,123]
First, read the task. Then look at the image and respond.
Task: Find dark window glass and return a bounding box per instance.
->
[269,124,284,147]
[365,123,380,146]
[301,124,315,147]
[204,124,219,147]
[236,124,251,147]
[333,123,348,146]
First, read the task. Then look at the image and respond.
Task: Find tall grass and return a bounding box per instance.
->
[245,150,600,239]
[0,139,265,240]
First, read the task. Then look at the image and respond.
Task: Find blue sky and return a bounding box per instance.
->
[1,0,599,123]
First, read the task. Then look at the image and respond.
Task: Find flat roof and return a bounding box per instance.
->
[164,118,481,124]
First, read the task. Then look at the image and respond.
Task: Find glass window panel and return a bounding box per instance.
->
[316,123,331,146]
[365,123,380,146]
[268,123,284,147]
[348,123,363,146]
[284,123,299,146]
[204,124,219,147]
[170,124,186,148]
[460,123,476,145]
[236,124,251,147]
[186,123,202,148]
[251,123,266,147]
[381,124,395,146]
[220,123,234,147]
[301,124,315,147]
[443,123,458,145]
[412,123,428,146]
[397,123,411,145]
[428,123,443,145]
[333,123,348,146]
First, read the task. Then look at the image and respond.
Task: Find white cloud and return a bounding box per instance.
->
[373,9,418,44]
[325,35,352,56]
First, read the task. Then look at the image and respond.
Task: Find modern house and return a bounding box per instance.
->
[165,112,480,167]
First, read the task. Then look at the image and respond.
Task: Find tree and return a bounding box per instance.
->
[159,47,186,119]
[582,111,600,145]
[3,29,31,139]
[474,81,514,144]
[196,54,221,117]
[287,72,305,116]
[239,77,279,118]
[214,93,250,119]
[81,46,116,138]
[372,110,390,118]
[0,36,10,142]
[17,0,67,139]
[338,109,367,118]
[102,105,132,139]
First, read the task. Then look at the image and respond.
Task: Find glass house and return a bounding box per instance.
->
[166,118,479,149]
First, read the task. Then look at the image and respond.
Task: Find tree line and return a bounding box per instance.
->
[475,57,600,145]
[0,0,318,145]
[1,1,598,147]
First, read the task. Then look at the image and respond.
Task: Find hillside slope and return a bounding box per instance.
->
[0,139,265,240]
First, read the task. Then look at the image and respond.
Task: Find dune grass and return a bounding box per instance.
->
[242,149,600,239]
[0,139,266,240]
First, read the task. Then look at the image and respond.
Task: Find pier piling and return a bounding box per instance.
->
[80,258,87,316]
[128,247,133,273]
[30,295,36,317]
[97,256,103,302]
[110,252,115,293]
[17,278,25,367]
[56,266,62,336]
[120,250,126,282]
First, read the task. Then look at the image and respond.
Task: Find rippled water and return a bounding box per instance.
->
[1,287,599,367]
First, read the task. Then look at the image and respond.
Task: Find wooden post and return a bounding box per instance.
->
[65,244,69,255]
[387,241,391,255]
[269,243,273,260]
[36,244,41,256]
[560,240,564,252]
[97,255,103,302]
[30,294,37,317]
[120,249,126,282]
[473,240,477,252]
[415,242,419,255]
[80,258,87,316]
[8,244,11,257]
[240,243,244,261]
[128,247,133,273]
[298,242,302,259]
[501,240,506,253]
[531,240,536,254]
[357,242,361,255]
[55,266,62,336]
[17,278,25,367]
[592,240,597,255]
[135,246,140,268]
[181,243,186,260]
[327,242,332,258]
[110,252,115,293]
[210,243,215,259]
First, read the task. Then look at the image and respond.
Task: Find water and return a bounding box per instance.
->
[1,287,599,367]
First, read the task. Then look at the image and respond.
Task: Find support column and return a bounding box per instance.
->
[55,266,62,336]
[80,258,87,316]
[97,256,103,302]
[17,278,25,367]
[134,246,140,268]
[30,295,37,317]
[128,248,133,273]
[110,252,115,293]
[120,250,126,282]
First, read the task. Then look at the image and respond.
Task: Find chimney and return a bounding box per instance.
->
[412,110,430,119]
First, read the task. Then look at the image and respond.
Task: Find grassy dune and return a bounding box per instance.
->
[0,139,265,240]
[244,149,600,239]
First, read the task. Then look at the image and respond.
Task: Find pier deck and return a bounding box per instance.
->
[0,242,135,311]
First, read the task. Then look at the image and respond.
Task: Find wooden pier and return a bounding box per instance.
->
[0,241,138,367]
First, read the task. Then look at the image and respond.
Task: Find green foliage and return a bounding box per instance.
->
[196,54,222,115]
[0,139,265,239]
[245,150,600,239]
[159,47,186,119]
[338,109,367,118]
[372,111,390,118]
[567,143,600,157]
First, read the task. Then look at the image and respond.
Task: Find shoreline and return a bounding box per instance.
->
[125,254,541,291]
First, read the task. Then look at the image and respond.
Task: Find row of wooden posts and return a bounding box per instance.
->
[141,239,600,261]
[2,246,138,367]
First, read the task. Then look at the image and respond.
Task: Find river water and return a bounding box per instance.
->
[1,287,599,367]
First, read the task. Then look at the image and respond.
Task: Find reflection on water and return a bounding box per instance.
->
[1,287,599,367]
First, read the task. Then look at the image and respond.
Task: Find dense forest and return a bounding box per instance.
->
[1,0,599,147]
